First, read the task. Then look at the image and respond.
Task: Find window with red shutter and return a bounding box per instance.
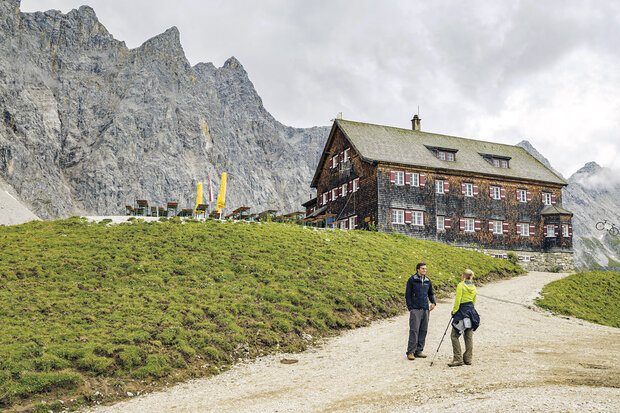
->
[405,211,412,224]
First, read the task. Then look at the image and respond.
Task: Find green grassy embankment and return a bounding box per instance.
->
[0,217,523,411]
[535,271,620,328]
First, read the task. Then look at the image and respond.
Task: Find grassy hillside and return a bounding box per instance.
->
[0,217,523,411]
[535,271,620,328]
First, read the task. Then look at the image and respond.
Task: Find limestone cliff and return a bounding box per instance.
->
[0,1,329,219]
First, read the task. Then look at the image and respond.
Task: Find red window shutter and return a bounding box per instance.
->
[474,219,481,232]
[516,223,520,233]
[489,186,493,197]
[555,224,559,236]
[405,172,411,185]
[348,181,352,192]
[530,223,536,234]
[354,216,358,228]
[488,221,494,231]
[569,224,572,236]
[420,173,426,187]
[500,187,506,199]
[515,189,520,201]
[390,171,396,183]
[460,218,465,231]
[551,193,556,205]
[473,184,478,196]
[344,219,349,229]
[405,211,412,224]
[503,222,509,234]
[461,183,466,195]
[543,225,547,237]
[541,193,545,203]
[445,217,451,229]
[526,191,532,202]
[422,211,425,225]
[444,181,450,193]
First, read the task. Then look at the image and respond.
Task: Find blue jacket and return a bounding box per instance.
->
[452,301,480,331]
[405,273,436,311]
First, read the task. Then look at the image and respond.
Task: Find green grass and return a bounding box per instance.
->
[535,271,620,328]
[0,217,522,410]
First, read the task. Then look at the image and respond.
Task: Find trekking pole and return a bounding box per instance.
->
[430,316,453,366]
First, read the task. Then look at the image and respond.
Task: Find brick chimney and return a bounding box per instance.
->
[411,115,421,131]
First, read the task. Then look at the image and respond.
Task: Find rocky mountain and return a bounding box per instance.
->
[517,141,620,269]
[0,0,329,220]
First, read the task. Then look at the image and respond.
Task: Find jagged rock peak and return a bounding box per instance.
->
[574,161,602,176]
[138,26,182,50]
[516,140,564,179]
[223,56,245,71]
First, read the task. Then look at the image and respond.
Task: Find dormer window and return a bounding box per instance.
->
[492,157,509,168]
[437,150,456,162]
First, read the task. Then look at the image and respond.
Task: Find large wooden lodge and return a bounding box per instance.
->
[303,116,574,271]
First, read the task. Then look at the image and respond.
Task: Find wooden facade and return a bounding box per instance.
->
[305,118,573,256]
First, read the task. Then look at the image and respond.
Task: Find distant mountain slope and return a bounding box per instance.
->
[517,141,620,268]
[0,0,329,219]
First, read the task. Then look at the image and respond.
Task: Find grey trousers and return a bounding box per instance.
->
[451,327,473,362]
[407,309,429,355]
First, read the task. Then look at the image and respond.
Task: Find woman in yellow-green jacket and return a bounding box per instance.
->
[448,269,480,367]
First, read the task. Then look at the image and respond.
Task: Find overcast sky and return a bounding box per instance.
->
[21,0,620,178]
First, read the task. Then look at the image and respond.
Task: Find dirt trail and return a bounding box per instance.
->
[86,271,620,412]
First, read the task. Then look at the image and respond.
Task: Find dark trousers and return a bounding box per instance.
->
[407,309,429,355]
[451,327,473,362]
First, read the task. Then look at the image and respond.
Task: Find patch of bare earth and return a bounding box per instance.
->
[86,272,620,412]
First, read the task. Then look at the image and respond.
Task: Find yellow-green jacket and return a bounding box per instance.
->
[452,281,477,315]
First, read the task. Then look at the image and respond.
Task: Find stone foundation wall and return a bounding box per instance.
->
[460,247,575,272]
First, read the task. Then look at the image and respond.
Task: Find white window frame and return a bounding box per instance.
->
[491,186,501,200]
[437,216,445,231]
[394,171,404,185]
[435,179,444,194]
[464,218,475,232]
[411,173,419,187]
[412,211,424,226]
[542,192,552,205]
[343,148,351,163]
[338,220,347,230]
[546,224,555,237]
[493,158,500,167]
[349,215,357,229]
[331,187,338,200]
[518,189,527,203]
[519,223,530,237]
[392,209,404,225]
[562,224,569,237]
[352,178,359,192]
[464,183,473,197]
[341,183,347,197]
[492,220,502,235]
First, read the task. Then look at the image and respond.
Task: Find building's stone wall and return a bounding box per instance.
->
[461,246,575,272]
[310,128,378,229]
[376,164,571,252]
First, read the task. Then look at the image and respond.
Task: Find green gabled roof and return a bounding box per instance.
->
[333,119,567,186]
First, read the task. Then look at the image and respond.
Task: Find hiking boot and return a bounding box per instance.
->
[448,360,464,367]
[414,353,427,358]
[464,361,472,365]
[407,354,415,360]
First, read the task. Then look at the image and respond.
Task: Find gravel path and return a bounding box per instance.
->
[87,271,620,412]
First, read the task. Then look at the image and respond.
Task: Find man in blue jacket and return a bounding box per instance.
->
[405,262,436,360]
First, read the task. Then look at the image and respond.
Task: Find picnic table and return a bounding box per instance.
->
[257,209,278,222]
[195,203,209,218]
[167,202,179,217]
[135,199,149,216]
[230,206,251,220]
